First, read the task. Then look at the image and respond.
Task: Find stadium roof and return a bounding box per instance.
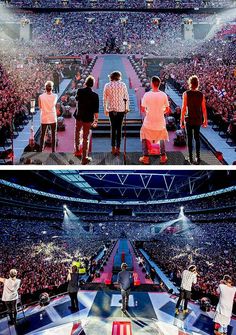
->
[48,170,236,201]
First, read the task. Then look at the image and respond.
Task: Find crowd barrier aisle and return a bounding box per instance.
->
[139,249,179,294]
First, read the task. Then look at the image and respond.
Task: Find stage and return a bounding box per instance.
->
[0,291,235,335]
[18,151,222,165]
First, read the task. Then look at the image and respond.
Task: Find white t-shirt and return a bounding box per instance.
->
[216,284,236,318]
[39,92,57,124]
[2,278,21,301]
[181,270,197,291]
[141,90,169,130]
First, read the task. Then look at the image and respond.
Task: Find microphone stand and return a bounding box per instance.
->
[123,98,127,165]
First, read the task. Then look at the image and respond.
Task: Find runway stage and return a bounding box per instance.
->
[0,291,235,335]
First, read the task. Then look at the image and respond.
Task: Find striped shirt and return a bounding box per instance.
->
[180,270,197,291]
[103,81,129,113]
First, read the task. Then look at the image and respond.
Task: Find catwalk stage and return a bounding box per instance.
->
[0,291,235,335]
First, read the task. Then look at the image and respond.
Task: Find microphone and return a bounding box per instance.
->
[123,98,128,113]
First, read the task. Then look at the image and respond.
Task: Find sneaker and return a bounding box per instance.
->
[160,154,168,164]
[175,308,179,315]
[194,157,201,165]
[139,156,150,165]
[81,157,92,165]
[183,309,188,314]
[111,147,116,155]
[185,156,193,164]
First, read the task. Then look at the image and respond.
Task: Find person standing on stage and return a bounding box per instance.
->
[117,263,133,312]
[175,265,197,315]
[39,81,58,152]
[67,265,80,312]
[74,75,99,165]
[0,269,21,325]
[103,71,129,156]
[139,76,170,165]
[53,69,60,93]
[180,75,208,165]
[213,275,236,335]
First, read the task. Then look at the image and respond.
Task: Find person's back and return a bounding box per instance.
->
[142,90,168,130]
[104,80,128,112]
[76,87,99,122]
[2,277,21,302]
[217,283,236,316]
[68,272,80,293]
[181,269,197,291]
[118,269,132,290]
[186,90,203,126]
[39,92,57,124]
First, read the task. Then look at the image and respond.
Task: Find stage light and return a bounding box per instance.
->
[63,204,67,209]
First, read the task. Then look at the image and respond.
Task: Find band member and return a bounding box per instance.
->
[117,263,133,312]
[67,265,80,311]
[39,81,58,152]
[0,269,21,325]
[181,75,208,164]
[175,265,197,315]
[140,76,170,165]
[74,75,99,165]
[214,275,236,335]
[103,71,129,156]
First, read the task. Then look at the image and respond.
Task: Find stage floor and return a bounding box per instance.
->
[0,291,235,335]
[18,151,222,165]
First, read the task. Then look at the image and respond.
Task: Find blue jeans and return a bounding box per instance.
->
[142,139,166,156]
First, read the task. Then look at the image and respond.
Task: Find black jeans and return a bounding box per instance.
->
[109,112,125,148]
[5,300,17,323]
[176,289,191,310]
[69,292,79,310]
[40,123,57,152]
[186,124,201,159]
[121,288,130,311]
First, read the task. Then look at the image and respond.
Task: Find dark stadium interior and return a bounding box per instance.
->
[0,170,235,335]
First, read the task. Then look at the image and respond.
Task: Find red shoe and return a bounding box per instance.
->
[111,147,116,155]
[160,154,168,164]
[74,150,81,158]
[116,147,120,156]
[139,156,150,165]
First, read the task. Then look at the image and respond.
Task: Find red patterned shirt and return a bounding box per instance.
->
[103,80,129,112]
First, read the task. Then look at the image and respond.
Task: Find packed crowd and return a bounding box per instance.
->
[0,179,235,311]
[161,26,236,127]
[143,221,236,307]
[5,0,234,8]
[0,215,107,306]
[1,9,235,147]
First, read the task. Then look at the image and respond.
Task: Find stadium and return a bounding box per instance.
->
[0,169,235,335]
[0,0,236,165]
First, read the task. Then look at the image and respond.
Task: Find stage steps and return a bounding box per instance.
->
[93,118,142,137]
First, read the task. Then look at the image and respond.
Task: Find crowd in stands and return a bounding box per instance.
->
[143,221,236,308]
[161,27,236,132]
[0,215,107,307]
[3,0,234,8]
[0,179,235,313]
[0,8,235,147]
[0,181,236,214]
